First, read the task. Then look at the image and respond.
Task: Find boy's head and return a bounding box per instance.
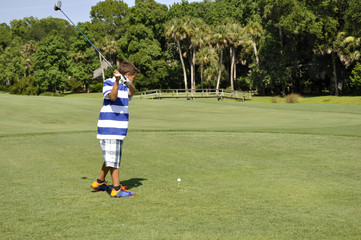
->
[118,60,140,77]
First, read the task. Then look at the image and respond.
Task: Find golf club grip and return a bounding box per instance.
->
[60,10,115,71]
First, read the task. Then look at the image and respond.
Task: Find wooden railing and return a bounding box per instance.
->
[133,89,253,101]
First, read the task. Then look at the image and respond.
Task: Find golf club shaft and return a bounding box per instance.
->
[59,10,115,71]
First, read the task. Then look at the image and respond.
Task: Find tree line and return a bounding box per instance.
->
[0,0,360,96]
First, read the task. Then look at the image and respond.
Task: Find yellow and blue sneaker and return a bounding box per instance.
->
[110,185,136,198]
[90,180,111,191]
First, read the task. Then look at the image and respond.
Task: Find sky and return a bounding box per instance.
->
[0,0,197,25]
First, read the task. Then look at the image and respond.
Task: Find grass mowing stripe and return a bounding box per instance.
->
[128,128,361,138]
[0,130,96,138]
[2,128,361,139]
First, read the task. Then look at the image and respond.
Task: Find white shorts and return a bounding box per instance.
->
[100,139,123,168]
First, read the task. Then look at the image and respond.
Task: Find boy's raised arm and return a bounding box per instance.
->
[108,70,121,101]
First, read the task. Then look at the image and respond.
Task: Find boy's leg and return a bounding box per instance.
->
[110,167,120,187]
[94,164,120,188]
[98,163,120,187]
[90,162,111,191]
[93,140,121,189]
[98,139,122,183]
[110,167,135,198]
[98,163,110,181]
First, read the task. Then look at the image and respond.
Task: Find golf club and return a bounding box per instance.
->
[54,1,115,71]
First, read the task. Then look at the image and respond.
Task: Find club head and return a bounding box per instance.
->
[54,1,62,11]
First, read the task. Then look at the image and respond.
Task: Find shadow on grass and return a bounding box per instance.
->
[105,178,147,196]
[120,178,147,190]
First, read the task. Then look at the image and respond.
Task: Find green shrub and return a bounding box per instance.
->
[350,62,361,94]
[39,92,63,97]
[9,76,38,95]
[236,76,252,91]
[68,77,83,92]
[0,85,10,92]
[90,82,103,92]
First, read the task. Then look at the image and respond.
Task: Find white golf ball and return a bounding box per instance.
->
[177,178,181,182]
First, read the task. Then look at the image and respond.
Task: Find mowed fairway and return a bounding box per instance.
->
[1,93,361,239]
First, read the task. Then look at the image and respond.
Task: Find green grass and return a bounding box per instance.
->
[64,92,103,98]
[252,95,361,105]
[1,94,361,239]
[63,92,361,105]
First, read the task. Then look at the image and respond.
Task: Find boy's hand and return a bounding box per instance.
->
[123,78,131,87]
[114,70,121,82]
[114,70,131,87]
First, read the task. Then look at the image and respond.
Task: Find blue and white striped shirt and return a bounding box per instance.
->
[97,76,130,140]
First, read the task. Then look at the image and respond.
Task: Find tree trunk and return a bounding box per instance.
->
[190,49,196,93]
[193,50,196,91]
[332,52,339,96]
[234,53,237,82]
[216,49,223,95]
[279,26,285,96]
[230,47,234,91]
[176,40,188,91]
[252,37,259,65]
[201,64,204,92]
[279,26,284,50]
[99,54,105,81]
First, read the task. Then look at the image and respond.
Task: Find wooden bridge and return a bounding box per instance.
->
[133,89,253,101]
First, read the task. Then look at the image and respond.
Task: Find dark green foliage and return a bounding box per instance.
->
[68,77,83,92]
[0,45,26,87]
[31,34,69,93]
[117,0,170,90]
[90,82,103,92]
[90,0,128,39]
[10,76,38,95]
[345,0,361,36]
[11,17,75,43]
[118,26,169,89]
[0,23,12,51]
[128,0,168,42]
[68,22,98,93]
[350,62,361,94]
[0,0,360,95]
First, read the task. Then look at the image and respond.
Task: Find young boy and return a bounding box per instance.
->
[90,60,139,198]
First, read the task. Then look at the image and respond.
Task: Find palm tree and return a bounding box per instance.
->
[182,17,196,93]
[165,17,188,91]
[186,18,209,92]
[333,32,361,91]
[225,22,244,91]
[211,25,227,95]
[102,36,118,65]
[244,21,263,66]
[334,32,360,67]
[316,31,358,96]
